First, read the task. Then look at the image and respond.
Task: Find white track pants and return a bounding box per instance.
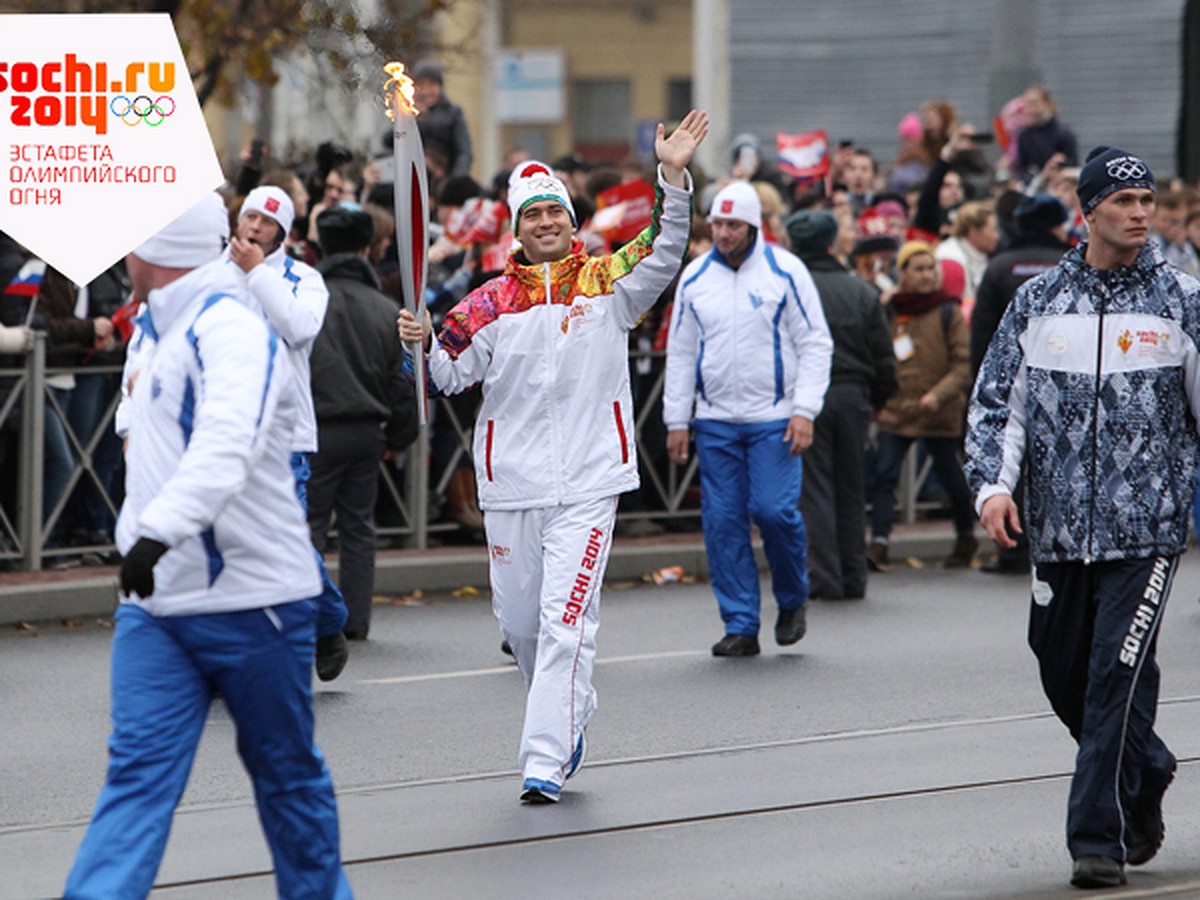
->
[486,496,616,786]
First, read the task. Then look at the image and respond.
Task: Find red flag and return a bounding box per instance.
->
[776,130,830,182]
[593,180,657,246]
[443,197,508,247]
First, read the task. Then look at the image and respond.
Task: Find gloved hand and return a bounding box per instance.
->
[119,538,169,598]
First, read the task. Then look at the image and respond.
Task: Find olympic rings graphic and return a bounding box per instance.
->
[1106,158,1147,181]
[109,94,176,127]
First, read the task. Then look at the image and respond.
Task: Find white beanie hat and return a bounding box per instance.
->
[240,185,295,239]
[707,180,762,228]
[507,160,576,234]
[131,192,230,268]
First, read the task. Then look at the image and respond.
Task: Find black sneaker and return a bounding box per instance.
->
[315,633,349,682]
[980,557,1031,575]
[1127,755,1176,866]
[711,634,760,657]
[1070,856,1126,889]
[774,605,806,645]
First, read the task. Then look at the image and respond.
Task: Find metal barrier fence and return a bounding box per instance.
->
[1,338,937,572]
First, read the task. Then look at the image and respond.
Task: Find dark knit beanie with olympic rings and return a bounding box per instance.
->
[1076,146,1155,214]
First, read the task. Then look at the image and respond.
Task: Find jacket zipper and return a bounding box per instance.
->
[731,266,740,402]
[543,262,564,503]
[1086,281,1106,564]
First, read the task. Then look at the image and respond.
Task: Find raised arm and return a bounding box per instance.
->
[657,109,709,188]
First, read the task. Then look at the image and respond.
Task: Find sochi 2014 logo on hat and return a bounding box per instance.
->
[720,199,734,214]
[0,14,221,286]
[265,196,280,214]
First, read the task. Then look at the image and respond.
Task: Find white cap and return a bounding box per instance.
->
[131,193,230,268]
[240,185,295,239]
[707,180,761,228]
[507,160,576,234]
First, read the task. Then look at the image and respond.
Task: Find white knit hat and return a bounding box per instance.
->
[240,185,295,239]
[131,193,230,268]
[507,160,576,234]
[707,180,762,228]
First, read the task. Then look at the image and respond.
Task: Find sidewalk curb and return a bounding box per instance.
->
[0,525,963,627]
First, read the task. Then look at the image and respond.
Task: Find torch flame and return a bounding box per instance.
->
[384,62,419,120]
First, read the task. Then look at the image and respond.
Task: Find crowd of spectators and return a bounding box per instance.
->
[5,79,1200,575]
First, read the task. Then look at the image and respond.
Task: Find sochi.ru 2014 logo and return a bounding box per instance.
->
[0,55,175,135]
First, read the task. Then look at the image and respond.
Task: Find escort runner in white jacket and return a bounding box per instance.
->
[67,195,349,900]
[236,246,324,451]
[115,259,320,614]
[235,246,324,451]
[228,186,328,455]
[226,185,349,658]
[664,180,832,657]
[663,232,831,428]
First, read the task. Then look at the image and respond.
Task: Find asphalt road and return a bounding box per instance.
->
[6,558,1200,898]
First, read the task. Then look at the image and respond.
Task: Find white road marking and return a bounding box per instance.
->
[359,649,708,685]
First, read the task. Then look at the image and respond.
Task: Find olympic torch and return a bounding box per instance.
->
[384,61,429,424]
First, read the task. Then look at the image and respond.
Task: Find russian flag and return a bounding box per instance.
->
[4,259,46,297]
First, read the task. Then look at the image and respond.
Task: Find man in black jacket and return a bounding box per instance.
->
[308,206,418,646]
[971,194,1071,374]
[413,61,474,179]
[786,210,898,599]
[969,194,1069,575]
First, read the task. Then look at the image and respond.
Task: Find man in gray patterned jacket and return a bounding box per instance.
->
[966,145,1200,890]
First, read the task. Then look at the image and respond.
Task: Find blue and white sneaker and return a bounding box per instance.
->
[519,777,561,804]
[565,732,587,781]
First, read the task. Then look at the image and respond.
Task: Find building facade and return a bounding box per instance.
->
[211,0,1193,186]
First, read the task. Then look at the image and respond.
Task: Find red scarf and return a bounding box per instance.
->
[890,289,958,319]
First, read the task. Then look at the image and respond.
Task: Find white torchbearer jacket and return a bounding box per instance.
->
[427,167,693,511]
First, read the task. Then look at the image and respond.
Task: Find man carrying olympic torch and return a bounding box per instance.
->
[398,110,708,803]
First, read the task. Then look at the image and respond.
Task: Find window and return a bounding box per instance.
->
[573,78,631,160]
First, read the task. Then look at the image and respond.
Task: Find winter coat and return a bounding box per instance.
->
[115,259,320,615]
[879,293,970,438]
[1016,116,1079,175]
[311,253,417,451]
[801,252,897,409]
[230,246,328,453]
[664,238,832,428]
[418,95,474,179]
[966,241,1200,563]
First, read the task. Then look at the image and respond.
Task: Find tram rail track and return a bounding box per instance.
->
[120,695,1200,893]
